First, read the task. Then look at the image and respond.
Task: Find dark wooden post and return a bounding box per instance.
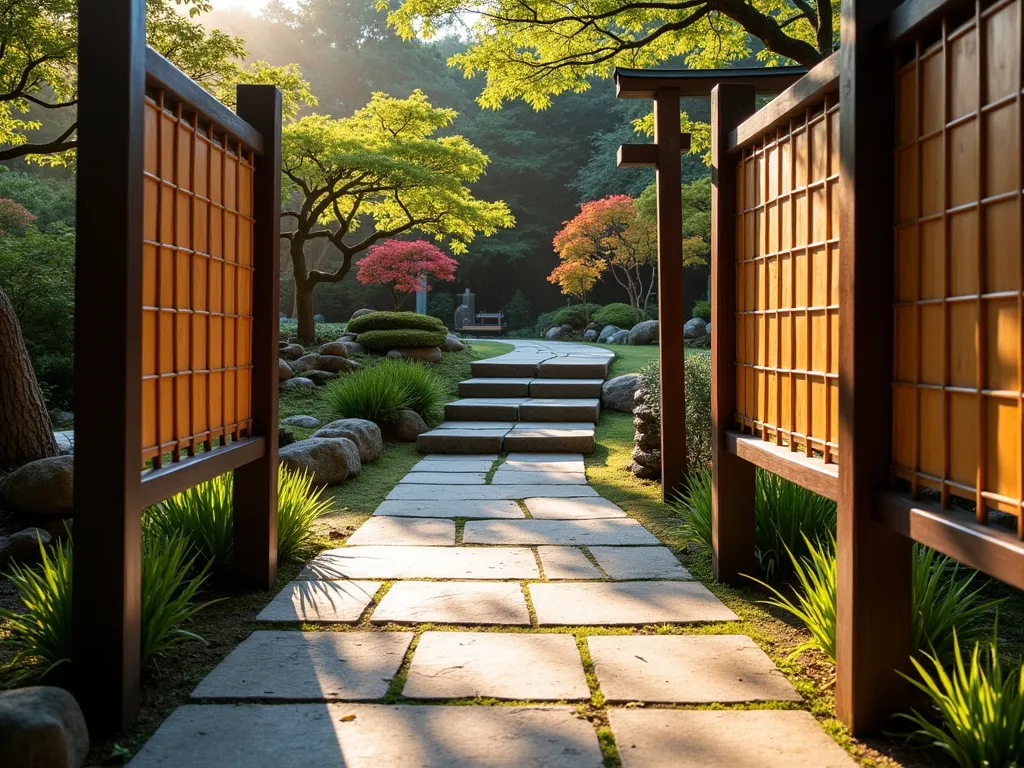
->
[233,85,282,591]
[72,0,146,731]
[836,0,912,733]
[710,84,758,583]
[654,88,687,501]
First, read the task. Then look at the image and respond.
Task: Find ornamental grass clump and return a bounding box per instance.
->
[325,358,444,425]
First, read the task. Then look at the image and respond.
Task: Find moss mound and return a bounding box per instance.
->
[357,328,449,351]
[348,311,447,335]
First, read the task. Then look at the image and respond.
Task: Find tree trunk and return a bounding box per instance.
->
[295,279,317,345]
[0,287,57,468]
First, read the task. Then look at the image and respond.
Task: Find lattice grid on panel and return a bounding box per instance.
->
[891,0,1024,536]
[142,90,255,468]
[734,97,841,464]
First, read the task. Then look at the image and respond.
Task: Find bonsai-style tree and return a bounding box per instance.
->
[280,89,513,343]
[546,258,605,325]
[356,240,459,310]
[553,195,657,323]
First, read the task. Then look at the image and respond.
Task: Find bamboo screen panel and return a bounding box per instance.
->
[734,96,841,464]
[142,90,255,468]
[891,0,1024,536]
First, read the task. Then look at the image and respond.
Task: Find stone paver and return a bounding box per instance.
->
[372,582,530,626]
[589,547,691,580]
[418,454,499,462]
[459,377,533,397]
[191,631,413,701]
[256,580,381,623]
[491,471,587,485]
[302,547,539,580]
[525,498,626,520]
[399,472,488,485]
[588,635,801,703]
[530,582,739,626]
[416,429,508,454]
[502,460,586,473]
[387,484,598,501]
[132,704,604,768]
[608,709,856,768]
[411,460,495,473]
[346,518,455,546]
[538,547,604,580]
[528,379,604,398]
[373,500,525,519]
[503,427,596,453]
[504,453,585,464]
[519,398,600,422]
[434,421,517,431]
[464,519,660,546]
[403,632,590,701]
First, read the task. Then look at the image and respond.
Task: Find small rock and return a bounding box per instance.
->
[0,528,52,567]
[633,389,646,406]
[281,415,320,429]
[278,428,297,447]
[628,319,660,345]
[337,341,366,356]
[291,353,320,373]
[683,317,707,339]
[280,377,315,391]
[636,430,661,450]
[0,686,89,768]
[278,359,293,382]
[443,334,465,353]
[602,374,641,413]
[0,456,74,517]
[305,370,339,385]
[385,347,442,363]
[279,343,306,361]
[349,308,375,321]
[317,355,360,373]
[312,419,384,463]
[632,446,662,469]
[318,342,349,358]
[631,461,661,479]
[393,409,428,442]
[597,325,622,344]
[314,314,326,323]
[339,333,359,342]
[279,437,362,486]
[609,330,629,344]
[583,329,599,342]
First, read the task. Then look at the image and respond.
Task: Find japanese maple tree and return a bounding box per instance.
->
[547,259,605,324]
[356,240,459,310]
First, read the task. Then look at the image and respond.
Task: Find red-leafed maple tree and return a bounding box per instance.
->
[356,239,459,310]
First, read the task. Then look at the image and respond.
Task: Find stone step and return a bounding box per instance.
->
[471,359,544,378]
[443,398,600,424]
[528,378,604,398]
[537,357,611,379]
[502,424,596,454]
[445,398,524,421]
[417,428,507,454]
[518,398,600,423]
[458,377,533,397]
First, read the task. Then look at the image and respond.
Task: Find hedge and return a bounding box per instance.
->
[347,311,447,334]
[357,328,449,350]
[593,303,639,329]
[554,304,600,329]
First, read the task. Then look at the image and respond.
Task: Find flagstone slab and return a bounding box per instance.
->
[502,458,586,473]
[538,547,604,580]
[528,379,604,398]
[411,460,495,473]
[588,635,800,704]
[301,546,539,580]
[492,471,587,485]
[418,454,499,462]
[372,582,530,626]
[508,422,597,431]
[416,429,508,454]
[373,500,525,519]
[529,582,739,626]
[608,709,856,768]
[524,498,626,520]
[588,547,691,580]
[459,378,534,397]
[403,632,589,700]
[346,518,456,546]
[191,631,413,701]
[399,472,488,485]
[464,519,659,546]
[504,453,585,464]
[256,580,381,623]
[387,484,598,501]
[502,428,596,454]
[434,422,517,431]
[131,704,604,768]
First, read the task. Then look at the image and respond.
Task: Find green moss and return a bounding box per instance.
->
[358,328,449,350]
[593,303,639,329]
[348,311,447,334]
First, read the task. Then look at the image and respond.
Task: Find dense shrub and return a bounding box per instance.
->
[594,302,639,329]
[358,328,449,350]
[427,292,455,329]
[691,299,712,322]
[640,352,712,469]
[554,303,600,329]
[279,320,348,347]
[325,358,445,425]
[348,310,447,334]
[0,170,75,232]
[534,310,560,337]
[503,289,533,330]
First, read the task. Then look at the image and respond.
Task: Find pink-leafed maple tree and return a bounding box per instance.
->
[356,239,459,309]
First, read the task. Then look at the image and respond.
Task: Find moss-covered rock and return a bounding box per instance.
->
[357,328,449,351]
[347,311,447,334]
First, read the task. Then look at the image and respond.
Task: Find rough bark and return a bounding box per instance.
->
[0,287,57,468]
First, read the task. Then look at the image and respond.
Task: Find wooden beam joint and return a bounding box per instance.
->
[617,136,691,167]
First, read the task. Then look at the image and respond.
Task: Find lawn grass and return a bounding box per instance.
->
[581,342,658,376]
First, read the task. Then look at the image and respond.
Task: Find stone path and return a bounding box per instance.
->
[131,341,854,768]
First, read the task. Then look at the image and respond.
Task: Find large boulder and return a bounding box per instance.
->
[602,374,641,413]
[609,329,629,345]
[585,322,601,332]
[317,355,360,373]
[291,353,320,373]
[393,409,428,442]
[583,329,599,342]
[386,347,442,363]
[281,415,320,429]
[628,319,660,345]
[349,308,375,322]
[443,334,465,353]
[280,377,315,391]
[337,341,366,357]
[278,359,293,382]
[1,457,74,517]
[545,324,573,341]
[318,342,349,358]
[0,528,52,568]
[279,437,361,486]
[684,317,707,339]
[312,419,383,464]
[597,325,622,344]
[0,686,89,768]
[278,343,306,361]
[706,323,712,337]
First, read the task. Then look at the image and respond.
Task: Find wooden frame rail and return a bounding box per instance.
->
[74,0,281,732]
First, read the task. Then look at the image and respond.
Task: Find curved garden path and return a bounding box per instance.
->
[130,341,854,767]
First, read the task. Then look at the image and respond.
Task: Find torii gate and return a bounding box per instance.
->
[613,67,804,501]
